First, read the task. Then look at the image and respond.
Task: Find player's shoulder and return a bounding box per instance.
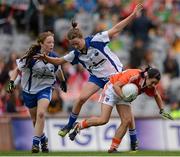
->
[123,69,141,74]
[129,69,142,75]
[48,51,59,58]
[69,49,80,56]
[92,31,107,39]
[16,58,26,66]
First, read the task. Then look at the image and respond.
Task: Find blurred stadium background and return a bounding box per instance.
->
[0,0,180,155]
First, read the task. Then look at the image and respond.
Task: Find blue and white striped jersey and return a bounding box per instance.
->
[16,52,59,94]
[63,31,123,79]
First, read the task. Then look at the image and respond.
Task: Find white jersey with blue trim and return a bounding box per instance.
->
[16,52,60,94]
[63,31,123,79]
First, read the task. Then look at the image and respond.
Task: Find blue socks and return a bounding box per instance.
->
[67,112,78,128]
[129,129,138,143]
[33,136,40,146]
[33,133,47,146]
[40,133,46,144]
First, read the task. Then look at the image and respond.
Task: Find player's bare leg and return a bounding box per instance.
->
[108,104,131,153]
[29,107,37,127]
[31,99,49,153]
[58,83,100,137]
[69,104,113,140]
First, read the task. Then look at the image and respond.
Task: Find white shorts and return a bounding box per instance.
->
[99,82,130,107]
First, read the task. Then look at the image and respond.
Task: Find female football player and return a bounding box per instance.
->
[7,31,67,153]
[34,4,143,151]
[69,66,173,153]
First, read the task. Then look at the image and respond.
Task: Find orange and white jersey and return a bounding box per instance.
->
[99,69,158,107]
[110,69,157,97]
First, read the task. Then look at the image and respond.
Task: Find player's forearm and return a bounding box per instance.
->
[10,67,20,81]
[112,12,135,34]
[154,93,164,110]
[113,83,123,98]
[108,4,142,38]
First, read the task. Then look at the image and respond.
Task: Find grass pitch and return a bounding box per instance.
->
[0,151,180,156]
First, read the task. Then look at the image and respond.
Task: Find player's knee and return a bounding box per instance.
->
[78,96,88,105]
[121,117,131,126]
[37,111,45,119]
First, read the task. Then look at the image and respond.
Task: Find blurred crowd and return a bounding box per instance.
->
[0,0,180,117]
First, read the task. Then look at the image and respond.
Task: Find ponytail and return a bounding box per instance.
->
[20,44,41,67]
[141,65,161,81]
[140,65,151,78]
[67,20,83,40]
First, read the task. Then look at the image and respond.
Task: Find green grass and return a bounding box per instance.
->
[0,151,180,156]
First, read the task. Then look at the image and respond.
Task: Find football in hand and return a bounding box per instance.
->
[122,83,138,102]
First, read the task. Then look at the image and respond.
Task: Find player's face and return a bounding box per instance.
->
[41,36,54,53]
[69,38,85,50]
[146,78,159,88]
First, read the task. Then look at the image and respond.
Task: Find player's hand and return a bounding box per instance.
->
[33,53,46,60]
[133,3,143,16]
[123,94,137,102]
[159,109,174,120]
[60,80,67,92]
[6,80,15,93]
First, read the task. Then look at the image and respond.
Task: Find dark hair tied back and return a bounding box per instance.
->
[141,65,161,81]
[141,65,151,78]
[144,65,152,72]
[147,68,161,81]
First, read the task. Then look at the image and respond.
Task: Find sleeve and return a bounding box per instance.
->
[118,74,131,85]
[63,51,79,65]
[118,70,139,85]
[16,59,26,71]
[63,51,75,62]
[91,31,110,43]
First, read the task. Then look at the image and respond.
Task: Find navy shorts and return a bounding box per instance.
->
[88,75,108,88]
[22,87,52,108]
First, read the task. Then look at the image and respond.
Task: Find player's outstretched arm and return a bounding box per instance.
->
[34,54,67,65]
[108,3,143,38]
[154,91,174,120]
